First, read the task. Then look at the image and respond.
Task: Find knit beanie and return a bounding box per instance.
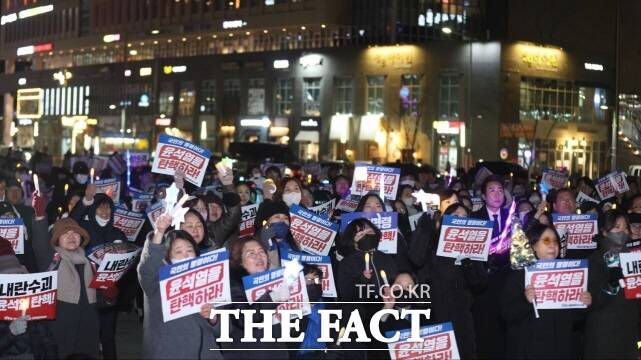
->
[254,200,290,231]
[51,218,91,248]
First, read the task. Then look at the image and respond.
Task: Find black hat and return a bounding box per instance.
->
[255,200,290,232]
[72,161,89,174]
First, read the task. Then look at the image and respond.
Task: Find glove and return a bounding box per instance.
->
[9,316,27,336]
[269,285,290,303]
[608,267,624,288]
[32,192,48,218]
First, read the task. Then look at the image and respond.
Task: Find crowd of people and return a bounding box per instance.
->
[1,149,640,360]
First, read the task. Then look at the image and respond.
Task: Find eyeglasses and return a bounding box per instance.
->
[540,237,557,246]
[242,249,267,259]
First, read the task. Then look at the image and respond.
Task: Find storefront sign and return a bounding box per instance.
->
[300,117,321,130]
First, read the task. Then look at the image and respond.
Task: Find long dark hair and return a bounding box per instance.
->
[355,193,386,212]
[599,209,629,234]
[163,230,200,263]
[181,209,212,249]
[524,223,560,248]
[338,218,382,257]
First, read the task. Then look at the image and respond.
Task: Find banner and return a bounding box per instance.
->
[0,218,25,255]
[90,250,141,289]
[239,204,259,238]
[596,171,628,200]
[130,188,153,212]
[113,207,146,242]
[159,249,231,322]
[471,197,485,212]
[341,211,398,254]
[350,163,401,201]
[146,201,166,230]
[95,178,121,203]
[576,191,599,206]
[289,204,338,256]
[620,252,641,299]
[541,168,569,190]
[308,199,335,217]
[128,152,149,168]
[336,197,359,213]
[0,271,57,320]
[152,134,211,187]
[242,267,310,324]
[279,244,337,298]
[552,214,598,250]
[436,215,493,261]
[87,242,140,264]
[386,322,460,360]
[525,259,588,309]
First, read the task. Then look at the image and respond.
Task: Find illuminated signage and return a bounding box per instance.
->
[222,20,247,29]
[155,118,172,126]
[163,65,187,74]
[299,54,323,68]
[17,43,53,56]
[240,118,271,128]
[584,62,604,71]
[1,13,17,25]
[2,4,53,26]
[273,60,290,69]
[103,34,121,43]
[432,121,464,135]
[16,88,43,119]
[139,67,152,76]
[300,118,320,129]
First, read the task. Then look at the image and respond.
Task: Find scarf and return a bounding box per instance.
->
[54,247,96,304]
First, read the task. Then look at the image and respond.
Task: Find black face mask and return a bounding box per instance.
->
[306,284,323,301]
[357,234,379,252]
[393,290,421,311]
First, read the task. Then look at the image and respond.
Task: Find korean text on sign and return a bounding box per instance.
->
[242,267,311,324]
[239,204,258,238]
[308,199,335,217]
[0,218,24,255]
[436,215,493,262]
[620,252,641,299]
[159,248,231,322]
[130,188,153,212]
[350,163,401,201]
[341,211,399,254]
[541,168,569,190]
[0,271,58,321]
[113,207,146,242]
[146,201,166,231]
[552,214,598,250]
[595,171,628,200]
[152,134,211,187]
[95,178,121,203]
[90,250,141,290]
[386,322,461,360]
[279,243,337,298]
[525,259,588,309]
[289,204,338,256]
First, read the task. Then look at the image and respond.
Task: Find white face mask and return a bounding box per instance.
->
[170,256,195,264]
[95,215,109,227]
[75,174,89,185]
[282,192,302,207]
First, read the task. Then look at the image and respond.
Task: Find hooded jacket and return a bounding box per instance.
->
[70,193,127,251]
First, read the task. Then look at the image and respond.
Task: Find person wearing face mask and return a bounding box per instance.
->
[501,223,592,359]
[254,200,300,269]
[69,185,126,360]
[138,215,223,360]
[69,161,90,194]
[202,169,242,250]
[583,210,640,359]
[409,203,486,360]
[272,177,305,208]
[517,200,534,224]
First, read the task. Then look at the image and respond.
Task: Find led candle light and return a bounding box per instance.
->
[335,327,346,346]
[90,168,95,184]
[33,174,40,195]
[364,253,370,272]
[380,270,389,287]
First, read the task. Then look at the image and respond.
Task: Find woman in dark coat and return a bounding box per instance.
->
[408,203,487,359]
[336,218,398,359]
[584,210,640,359]
[220,236,289,360]
[501,223,592,359]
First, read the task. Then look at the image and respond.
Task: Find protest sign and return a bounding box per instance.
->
[0,218,24,255]
[620,252,641,299]
[341,211,398,254]
[146,201,166,230]
[90,250,141,289]
[95,178,121,203]
[159,249,231,322]
[112,207,146,242]
[242,267,311,324]
[541,168,569,190]
[436,215,493,261]
[239,204,259,238]
[386,322,460,360]
[86,242,140,264]
[471,197,485,212]
[128,152,149,168]
[525,259,588,309]
[595,171,628,200]
[576,191,599,206]
[552,214,598,250]
[0,271,57,320]
[279,244,337,298]
[130,188,153,212]
[308,199,335,217]
[350,163,401,201]
[289,204,338,256]
[336,197,360,213]
[152,134,211,187]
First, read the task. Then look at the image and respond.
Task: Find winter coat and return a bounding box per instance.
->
[0,319,57,359]
[12,204,38,273]
[137,236,223,360]
[501,269,584,359]
[408,213,487,359]
[220,267,289,360]
[70,194,127,251]
[206,189,242,249]
[584,248,640,359]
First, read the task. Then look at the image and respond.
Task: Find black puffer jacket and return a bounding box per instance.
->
[70,193,127,251]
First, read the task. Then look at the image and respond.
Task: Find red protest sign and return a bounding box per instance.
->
[239,204,258,238]
[289,205,338,256]
[0,271,58,320]
[525,259,588,309]
[90,251,140,290]
[621,253,641,299]
[151,134,211,187]
[0,219,25,255]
